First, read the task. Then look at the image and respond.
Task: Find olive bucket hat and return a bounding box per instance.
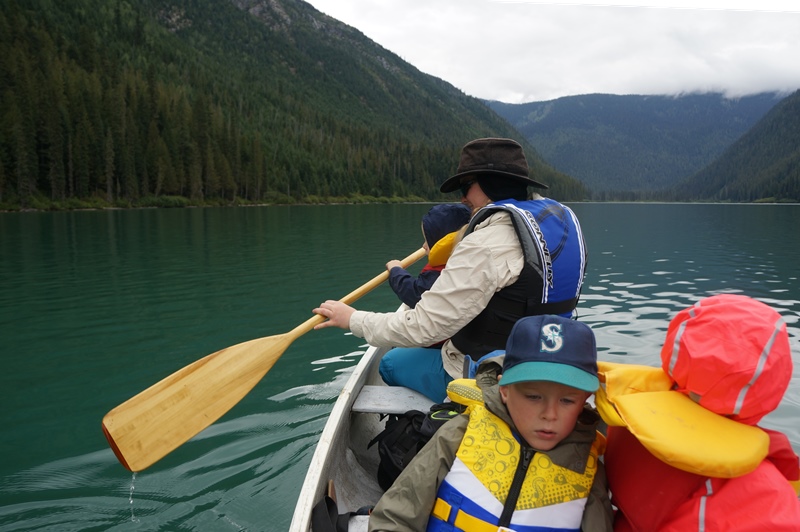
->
[439,138,548,193]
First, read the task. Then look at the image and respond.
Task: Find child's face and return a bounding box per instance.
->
[499,380,590,451]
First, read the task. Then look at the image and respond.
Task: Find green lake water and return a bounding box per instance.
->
[1,203,798,530]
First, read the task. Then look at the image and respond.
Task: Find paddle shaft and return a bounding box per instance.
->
[102,247,426,471]
[289,246,427,338]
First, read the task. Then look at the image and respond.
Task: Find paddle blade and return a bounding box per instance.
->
[102,247,426,471]
[102,332,293,472]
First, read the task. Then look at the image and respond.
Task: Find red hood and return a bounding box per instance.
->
[660,294,792,425]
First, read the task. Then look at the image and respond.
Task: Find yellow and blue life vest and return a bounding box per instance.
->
[427,380,602,532]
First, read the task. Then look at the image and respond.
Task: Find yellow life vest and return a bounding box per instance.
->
[427,230,460,267]
[429,379,602,532]
[596,361,770,478]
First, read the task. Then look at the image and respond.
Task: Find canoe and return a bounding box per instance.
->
[289,343,434,531]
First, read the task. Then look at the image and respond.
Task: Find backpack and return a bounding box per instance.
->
[368,402,466,491]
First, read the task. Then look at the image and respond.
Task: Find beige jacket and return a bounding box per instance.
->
[349,210,523,379]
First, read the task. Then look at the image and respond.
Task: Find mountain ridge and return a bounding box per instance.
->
[674,89,800,202]
[486,92,785,195]
[1,0,797,208]
[0,0,586,210]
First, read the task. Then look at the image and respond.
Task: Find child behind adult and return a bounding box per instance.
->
[597,294,800,530]
[385,203,471,309]
[369,314,614,532]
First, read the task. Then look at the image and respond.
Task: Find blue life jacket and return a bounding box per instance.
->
[451,198,587,360]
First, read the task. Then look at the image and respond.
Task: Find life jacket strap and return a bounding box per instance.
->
[531,296,579,316]
[431,497,506,532]
[487,289,577,318]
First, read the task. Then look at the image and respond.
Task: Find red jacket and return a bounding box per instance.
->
[605,426,800,531]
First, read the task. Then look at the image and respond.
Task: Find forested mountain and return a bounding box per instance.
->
[0,0,585,211]
[673,89,800,202]
[487,93,783,196]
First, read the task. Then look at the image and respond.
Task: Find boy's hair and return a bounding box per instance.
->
[500,315,599,392]
[422,204,471,248]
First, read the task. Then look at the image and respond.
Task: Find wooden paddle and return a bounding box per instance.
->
[102,247,426,472]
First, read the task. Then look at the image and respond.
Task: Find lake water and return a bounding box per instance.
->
[1,203,798,530]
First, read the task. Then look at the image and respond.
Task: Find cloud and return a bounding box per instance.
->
[308,0,800,102]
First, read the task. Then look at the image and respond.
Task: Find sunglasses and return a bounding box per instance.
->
[460,179,477,197]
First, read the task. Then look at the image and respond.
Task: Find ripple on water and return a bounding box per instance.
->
[4,204,800,530]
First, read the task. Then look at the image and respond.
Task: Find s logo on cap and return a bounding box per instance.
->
[540,323,563,353]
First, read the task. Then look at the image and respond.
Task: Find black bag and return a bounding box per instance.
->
[368,402,465,491]
[310,492,372,532]
[310,495,351,532]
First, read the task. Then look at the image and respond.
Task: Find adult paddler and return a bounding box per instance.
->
[314,137,588,402]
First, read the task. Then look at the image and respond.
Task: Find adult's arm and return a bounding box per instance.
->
[351,214,523,348]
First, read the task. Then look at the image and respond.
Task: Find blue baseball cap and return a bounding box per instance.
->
[422,204,471,247]
[499,315,599,392]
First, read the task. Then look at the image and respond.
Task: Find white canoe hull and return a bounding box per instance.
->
[289,344,433,531]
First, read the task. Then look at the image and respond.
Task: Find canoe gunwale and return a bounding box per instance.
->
[289,344,388,531]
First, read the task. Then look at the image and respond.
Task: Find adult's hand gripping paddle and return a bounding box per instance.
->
[102,248,426,471]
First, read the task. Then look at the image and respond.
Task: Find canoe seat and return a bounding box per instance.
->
[352,385,434,415]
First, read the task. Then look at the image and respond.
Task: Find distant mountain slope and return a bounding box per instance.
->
[675,90,800,202]
[0,0,585,209]
[487,93,782,193]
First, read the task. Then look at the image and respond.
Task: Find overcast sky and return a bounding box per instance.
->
[306,0,800,103]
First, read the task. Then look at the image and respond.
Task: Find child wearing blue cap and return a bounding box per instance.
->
[385,203,471,309]
[369,314,613,532]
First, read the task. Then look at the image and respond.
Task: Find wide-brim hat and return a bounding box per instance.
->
[439,138,548,193]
